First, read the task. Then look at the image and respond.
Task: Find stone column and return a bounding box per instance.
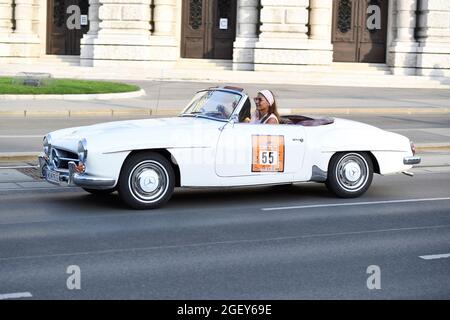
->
[387,0,419,75]
[148,0,178,62]
[80,0,101,66]
[306,0,333,67]
[415,1,450,77]
[0,0,13,60]
[0,0,13,34]
[153,0,176,36]
[233,0,259,71]
[85,0,152,66]
[14,0,34,34]
[88,0,101,35]
[8,0,40,59]
[308,0,332,41]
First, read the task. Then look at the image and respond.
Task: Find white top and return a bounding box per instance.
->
[250,111,279,124]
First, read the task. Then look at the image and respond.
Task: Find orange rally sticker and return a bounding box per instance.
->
[252,135,285,172]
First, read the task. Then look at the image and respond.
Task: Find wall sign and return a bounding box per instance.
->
[80,15,88,26]
[219,18,228,30]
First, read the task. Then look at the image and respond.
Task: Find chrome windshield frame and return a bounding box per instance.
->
[179,88,248,122]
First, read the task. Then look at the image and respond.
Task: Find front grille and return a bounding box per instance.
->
[50,148,79,170]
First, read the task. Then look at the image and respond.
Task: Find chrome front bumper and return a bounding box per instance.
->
[403,156,421,165]
[39,155,116,189]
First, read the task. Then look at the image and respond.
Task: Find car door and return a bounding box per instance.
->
[215,122,306,184]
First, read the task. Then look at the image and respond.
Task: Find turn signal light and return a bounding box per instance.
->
[410,142,416,156]
[74,163,86,174]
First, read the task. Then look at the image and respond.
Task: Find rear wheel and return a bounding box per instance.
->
[118,152,175,209]
[325,152,373,198]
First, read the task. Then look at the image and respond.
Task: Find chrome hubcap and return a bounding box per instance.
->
[129,161,168,203]
[336,154,368,192]
[138,169,160,193]
[344,162,361,182]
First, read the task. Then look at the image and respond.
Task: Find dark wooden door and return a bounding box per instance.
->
[332,0,388,63]
[47,0,89,55]
[181,0,237,59]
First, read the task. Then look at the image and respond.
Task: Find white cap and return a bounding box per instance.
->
[258,90,274,106]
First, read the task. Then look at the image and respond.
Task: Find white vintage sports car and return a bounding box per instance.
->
[39,86,421,209]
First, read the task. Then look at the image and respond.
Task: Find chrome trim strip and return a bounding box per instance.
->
[73,175,116,188]
[404,156,421,165]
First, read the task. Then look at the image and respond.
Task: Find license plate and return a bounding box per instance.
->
[46,169,60,185]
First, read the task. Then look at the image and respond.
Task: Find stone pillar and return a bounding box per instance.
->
[254,0,331,71]
[0,0,13,60]
[153,0,176,35]
[233,0,259,71]
[80,0,101,66]
[307,0,333,66]
[387,0,419,75]
[415,1,450,77]
[84,0,152,66]
[14,0,34,34]
[148,0,178,63]
[0,0,13,34]
[8,0,40,60]
[309,0,332,41]
[88,0,101,35]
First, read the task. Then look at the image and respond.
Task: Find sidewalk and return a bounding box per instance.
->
[1,80,450,117]
[1,61,450,89]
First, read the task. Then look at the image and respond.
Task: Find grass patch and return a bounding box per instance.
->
[0,77,140,95]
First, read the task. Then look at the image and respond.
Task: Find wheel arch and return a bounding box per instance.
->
[327,151,379,173]
[120,149,181,187]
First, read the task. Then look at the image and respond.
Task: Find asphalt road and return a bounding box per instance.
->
[3,81,450,112]
[0,170,449,299]
[1,114,450,153]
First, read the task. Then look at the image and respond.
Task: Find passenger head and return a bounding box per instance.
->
[256,90,280,120]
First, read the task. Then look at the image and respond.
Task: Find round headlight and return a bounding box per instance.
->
[78,139,88,162]
[43,134,52,156]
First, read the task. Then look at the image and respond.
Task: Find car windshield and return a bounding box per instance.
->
[180,90,242,120]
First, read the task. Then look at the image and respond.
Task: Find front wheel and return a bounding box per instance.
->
[325,152,373,198]
[118,152,175,209]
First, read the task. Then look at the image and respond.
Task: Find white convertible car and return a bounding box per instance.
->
[39,86,421,209]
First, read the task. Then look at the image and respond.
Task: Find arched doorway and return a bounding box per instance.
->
[46,0,89,55]
[181,0,237,59]
[332,0,389,63]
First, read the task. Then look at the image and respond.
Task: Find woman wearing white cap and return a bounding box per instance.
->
[248,89,280,124]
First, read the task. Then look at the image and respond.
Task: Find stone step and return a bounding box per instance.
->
[33,55,81,66]
[175,59,232,70]
[330,62,392,75]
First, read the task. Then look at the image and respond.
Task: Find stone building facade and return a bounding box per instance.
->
[0,0,449,77]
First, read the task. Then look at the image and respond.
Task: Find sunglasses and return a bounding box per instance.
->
[253,97,265,103]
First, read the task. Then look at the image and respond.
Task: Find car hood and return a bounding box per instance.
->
[49,116,224,153]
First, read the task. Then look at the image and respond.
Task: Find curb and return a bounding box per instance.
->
[0,89,146,101]
[0,152,40,162]
[0,107,449,118]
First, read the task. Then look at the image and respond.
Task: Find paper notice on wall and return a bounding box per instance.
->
[219,18,228,30]
[80,15,88,26]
